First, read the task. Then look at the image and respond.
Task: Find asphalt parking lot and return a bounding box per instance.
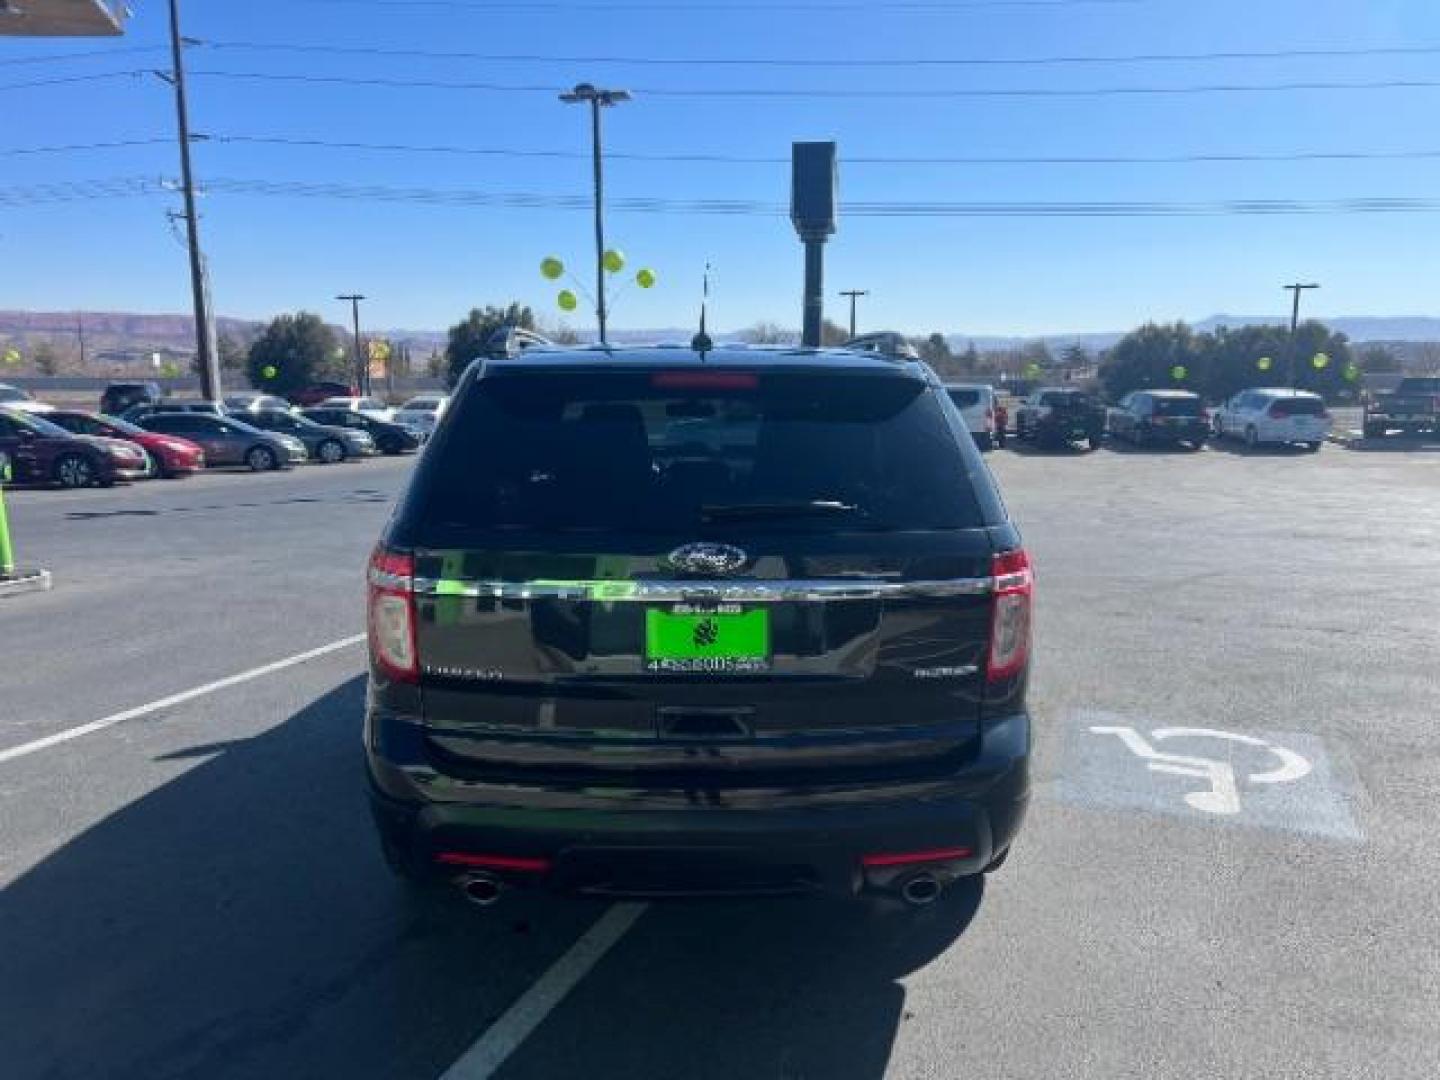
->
[2,443,1437,1080]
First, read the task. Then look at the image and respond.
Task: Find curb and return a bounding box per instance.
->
[0,569,53,599]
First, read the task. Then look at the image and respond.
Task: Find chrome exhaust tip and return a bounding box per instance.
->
[458,872,504,906]
[900,872,942,907]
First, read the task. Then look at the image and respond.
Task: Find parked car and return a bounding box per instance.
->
[0,382,53,414]
[43,409,205,478]
[120,399,228,423]
[0,407,148,487]
[316,395,395,422]
[100,381,164,416]
[1014,388,1105,450]
[135,412,307,470]
[300,408,421,455]
[392,393,449,439]
[1362,376,1440,439]
[944,384,1000,450]
[222,391,293,415]
[1212,388,1330,451]
[1107,390,1208,450]
[366,342,1032,906]
[289,381,356,408]
[236,408,376,463]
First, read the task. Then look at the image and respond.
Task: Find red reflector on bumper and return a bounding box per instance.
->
[434,852,552,873]
[860,846,973,868]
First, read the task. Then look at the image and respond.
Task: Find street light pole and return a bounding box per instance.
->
[337,293,366,394]
[1284,282,1320,387]
[839,289,868,339]
[560,83,631,346]
[166,0,221,400]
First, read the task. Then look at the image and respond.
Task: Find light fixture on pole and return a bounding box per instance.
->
[559,82,631,345]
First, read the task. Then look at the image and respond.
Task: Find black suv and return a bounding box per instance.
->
[1014,387,1106,450]
[366,342,1033,906]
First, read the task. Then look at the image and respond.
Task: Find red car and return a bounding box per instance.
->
[0,408,149,488]
[45,410,205,478]
[289,381,357,408]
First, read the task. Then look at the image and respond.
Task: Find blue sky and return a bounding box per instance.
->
[4,0,1440,336]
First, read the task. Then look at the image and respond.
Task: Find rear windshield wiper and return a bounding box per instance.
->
[700,499,864,523]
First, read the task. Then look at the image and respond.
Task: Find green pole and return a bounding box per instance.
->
[0,451,14,577]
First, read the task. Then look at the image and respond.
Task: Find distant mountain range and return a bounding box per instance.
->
[5,310,1440,371]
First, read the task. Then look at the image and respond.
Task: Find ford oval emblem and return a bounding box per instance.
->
[665,542,749,577]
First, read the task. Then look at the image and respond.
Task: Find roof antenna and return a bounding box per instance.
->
[690,262,713,357]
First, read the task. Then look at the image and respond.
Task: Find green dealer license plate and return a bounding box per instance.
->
[644,604,771,673]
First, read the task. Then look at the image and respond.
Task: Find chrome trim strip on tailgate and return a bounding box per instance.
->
[411,577,994,601]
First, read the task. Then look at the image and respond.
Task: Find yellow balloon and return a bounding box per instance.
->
[2,348,19,366]
[1257,356,1273,372]
[1171,365,1188,381]
[540,256,565,281]
[635,268,657,289]
[1312,352,1330,370]
[262,365,278,380]
[602,249,625,274]
[557,289,578,312]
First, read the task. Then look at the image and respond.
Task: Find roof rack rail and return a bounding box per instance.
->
[483,325,556,358]
[840,332,919,361]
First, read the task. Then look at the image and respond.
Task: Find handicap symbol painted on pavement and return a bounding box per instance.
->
[1088,725,1311,816]
[1058,710,1363,841]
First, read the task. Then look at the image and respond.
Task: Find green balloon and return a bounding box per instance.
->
[1312,352,1330,370]
[1171,365,1188,381]
[2,348,19,366]
[262,364,278,380]
[540,256,565,281]
[1344,362,1361,382]
[602,249,625,275]
[557,289,578,312]
[635,267,657,289]
[1257,356,1273,372]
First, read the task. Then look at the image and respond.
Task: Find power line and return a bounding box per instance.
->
[204,134,1440,167]
[188,69,1440,99]
[0,44,163,67]
[15,176,1440,220]
[203,37,1440,70]
[0,70,149,92]
[0,138,172,157]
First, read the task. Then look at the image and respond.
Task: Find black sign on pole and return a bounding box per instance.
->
[791,142,837,347]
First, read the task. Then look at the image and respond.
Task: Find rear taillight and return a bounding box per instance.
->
[368,548,417,683]
[987,549,1033,683]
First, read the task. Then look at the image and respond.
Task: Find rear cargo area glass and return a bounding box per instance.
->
[411,371,987,534]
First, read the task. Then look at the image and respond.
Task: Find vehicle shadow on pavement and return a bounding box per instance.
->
[1100,439,1205,455]
[0,676,607,1080]
[1003,440,1100,457]
[1205,439,1319,457]
[499,882,985,1079]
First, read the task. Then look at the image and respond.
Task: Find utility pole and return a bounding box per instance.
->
[75,312,86,368]
[1284,282,1320,387]
[839,289,868,339]
[337,294,366,394]
[165,0,220,400]
[560,83,631,345]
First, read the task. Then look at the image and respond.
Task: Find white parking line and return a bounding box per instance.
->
[439,902,649,1080]
[0,634,366,766]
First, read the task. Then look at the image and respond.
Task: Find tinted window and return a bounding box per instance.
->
[1398,378,1440,394]
[1274,396,1327,416]
[148,415,198,433]
[1153,397,1202,416]
[946,389,981,409]
[409,371,992,535]
[0,387,30,404]
[0,414,20,436]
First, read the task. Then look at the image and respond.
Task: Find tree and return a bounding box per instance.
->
[820,318,849,346]
[959,341,980,373]
[1021,341,1053,372]
[445,303,536,386]
[918,332,952,367]
[217,334,246,373]
[246,312,340,397]
[738,321,795,346]
[1099,322,1206,400]
[32,340,60,376]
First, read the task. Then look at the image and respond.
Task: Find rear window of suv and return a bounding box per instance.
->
[1153,397,1202,416]
[1273,396,1327,415]
[407,369,995,536]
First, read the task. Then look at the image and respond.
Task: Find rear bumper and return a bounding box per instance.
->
[366,710,1031,898]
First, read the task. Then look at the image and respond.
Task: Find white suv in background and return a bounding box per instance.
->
[944,383,1000,450]
[316,395,395,422]
[1213,388,1331,451]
